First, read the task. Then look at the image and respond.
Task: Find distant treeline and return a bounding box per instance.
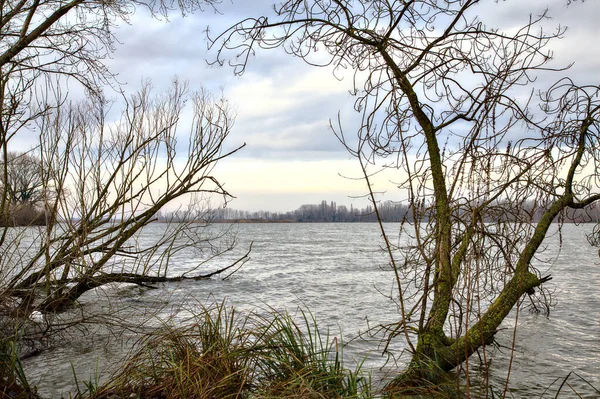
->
[160,199,600,224]
[209,200,407,223]
[158,200,407,223]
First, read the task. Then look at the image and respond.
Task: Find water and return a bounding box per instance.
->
[20,223,600,397]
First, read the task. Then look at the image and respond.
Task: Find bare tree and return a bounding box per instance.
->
[0,152,47,226]
[0,0,224,166]
[1,152,43,204]
[214,0,600,392]
[0,0,251,372]
[0,0,257,396]
[1,79,247,314]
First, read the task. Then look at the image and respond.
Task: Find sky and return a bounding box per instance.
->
[90,1,600,212]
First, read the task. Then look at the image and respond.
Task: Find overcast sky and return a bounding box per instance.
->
[101,0,599,212]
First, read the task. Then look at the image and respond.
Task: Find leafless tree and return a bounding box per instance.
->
[213,0,600,393]
[2,79,245,313]
[1,152,43,204]
[0,0,247,376]
[0,152,47,226]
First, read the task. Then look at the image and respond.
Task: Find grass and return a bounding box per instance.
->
[0,336,39,399]
[84,302,373,399]
[249,309,372,398]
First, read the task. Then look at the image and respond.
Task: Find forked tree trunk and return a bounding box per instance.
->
[379,45,591,396]
[386,190,579,395]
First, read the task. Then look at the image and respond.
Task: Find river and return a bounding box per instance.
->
[21,222,600,398]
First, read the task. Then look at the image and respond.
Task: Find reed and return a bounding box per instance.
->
[87,302,250,399]
[249,309,371,398]
[0,336,38,399]
[86,302,372,399]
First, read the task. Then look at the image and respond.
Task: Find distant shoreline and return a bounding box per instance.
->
[154,219,596,224]
[213,219,296,223]
[153,219,385,224]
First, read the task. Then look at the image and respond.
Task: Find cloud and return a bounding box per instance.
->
[105,7,361,165]
[11,0,600,210]
[218,57,360,159]
[108,0,600,160]
[474,0,599,81]
[100,0,600,209]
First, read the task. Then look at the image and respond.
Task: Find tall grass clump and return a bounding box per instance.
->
[0,336,38,399]
[87,302,372,399]
[88,303,252,399]
[250,310,371,398]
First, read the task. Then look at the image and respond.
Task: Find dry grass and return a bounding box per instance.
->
[86,302,372,399]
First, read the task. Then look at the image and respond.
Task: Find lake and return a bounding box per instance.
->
[22,222,600,397]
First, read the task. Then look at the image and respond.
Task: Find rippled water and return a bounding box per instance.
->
[22,223,600,398]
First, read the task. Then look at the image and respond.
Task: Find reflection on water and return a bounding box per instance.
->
[21,223,600,397]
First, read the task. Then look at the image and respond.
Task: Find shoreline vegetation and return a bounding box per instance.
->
[158,199,600,225]
[3,302,379,399]
[83,303,377,399]
[4,199,599,227]
[6,300,596,399]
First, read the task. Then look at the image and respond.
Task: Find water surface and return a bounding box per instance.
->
[22,223,600,397]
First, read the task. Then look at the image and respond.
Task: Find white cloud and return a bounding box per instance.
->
[102,0,600,210]
[12,0,600,211]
